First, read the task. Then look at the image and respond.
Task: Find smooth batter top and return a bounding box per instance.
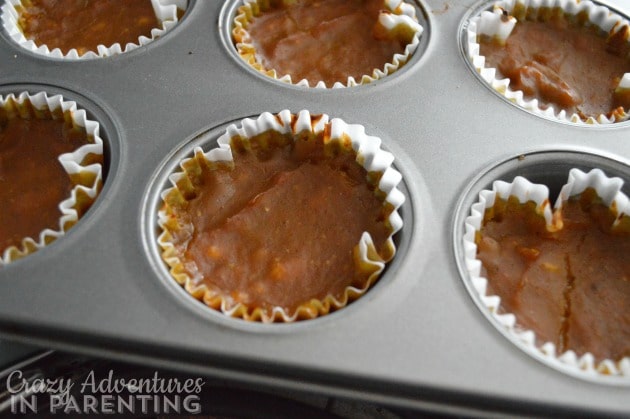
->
[479,15,630,119]
[18,0,159,56]
[245,0,408,85]
[0,112,88,251]
[168,134,391,314]
[476,191,630,363]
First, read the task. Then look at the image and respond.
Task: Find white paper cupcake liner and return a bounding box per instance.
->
[1,0,187,59]
[1,91,104,265]
[466,0,630,124]
[158,110,405,322]
[232,0,424,88]
[463,168,630,379]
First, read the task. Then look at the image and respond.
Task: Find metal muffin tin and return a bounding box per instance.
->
[1,0,629,416]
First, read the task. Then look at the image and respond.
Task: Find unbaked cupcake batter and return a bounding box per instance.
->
[479,14,630,119]
[167,133,392,314]
[245,0,409,85]
[17,0,159,56]
[476,191,630,363]
[0,113,88,250]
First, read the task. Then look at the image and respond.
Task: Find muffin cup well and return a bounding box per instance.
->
[157,110,405,323]
[0,91,104,265]
[465,0,630,124]
[463,168,630,378]
[232,0,424,88]
[1,0,187,59]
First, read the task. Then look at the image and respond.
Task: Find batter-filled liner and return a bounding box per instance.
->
[0,91,104,265]
[232,0,424,88]
[1,0,188,59]
[465,0,630,124]
[158,110,405,322]
[464,168,630,378]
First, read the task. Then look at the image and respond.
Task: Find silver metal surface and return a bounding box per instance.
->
[1,0,629,416]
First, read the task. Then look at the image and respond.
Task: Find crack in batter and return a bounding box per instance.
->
[558,254,576,354]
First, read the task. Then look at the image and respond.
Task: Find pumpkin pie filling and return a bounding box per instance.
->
[476,190,630,363]
[17,0,160,56]
[479,14,630,119]
[165,133,392,315]
[245,0,409,86]
[0,112,88,251]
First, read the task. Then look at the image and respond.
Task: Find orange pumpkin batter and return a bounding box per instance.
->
[244,0,409,86]
[17,0,159,56]
[166,132,393,315]
[479,14,630,119]
[476,191,630,363]
[0,111,88,251]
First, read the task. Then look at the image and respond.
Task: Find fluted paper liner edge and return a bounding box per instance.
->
[1,91,104,265]
[466,0,630,124]
[232,0,424,88]
[157,110,405,323]
[463,168,630,379]
[1,0,187,59]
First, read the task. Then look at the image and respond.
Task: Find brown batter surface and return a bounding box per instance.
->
[0,112,88,251]
[246,0,408,86]
[18,0,159,56]
[168,133,392,315]
[476,191,630,363]
[479,15,630,119]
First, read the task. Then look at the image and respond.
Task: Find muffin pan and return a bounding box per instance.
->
[1,0,629,416]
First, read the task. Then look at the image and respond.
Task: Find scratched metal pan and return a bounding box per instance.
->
[0,0,629,416]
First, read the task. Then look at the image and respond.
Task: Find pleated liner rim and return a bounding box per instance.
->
[0,0,188,59]
[232,0,424,89]
[463,167,630,378]
[1,91,104,265]
[157,110,405,323]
